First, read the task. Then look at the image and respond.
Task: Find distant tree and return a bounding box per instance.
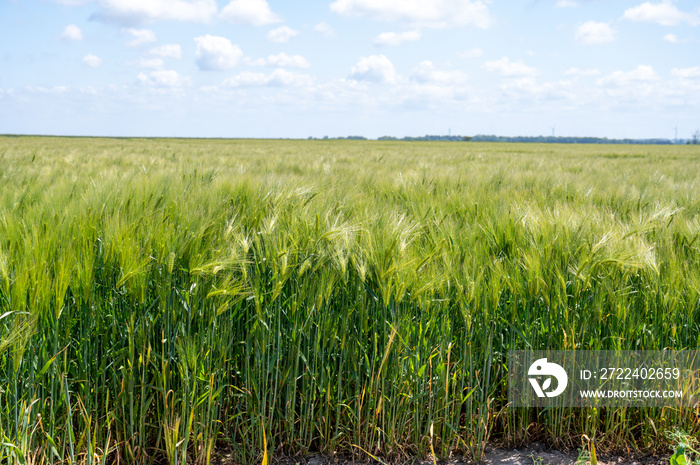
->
[691,130,700,145]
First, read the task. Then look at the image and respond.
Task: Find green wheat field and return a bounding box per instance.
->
[1,136,699,464]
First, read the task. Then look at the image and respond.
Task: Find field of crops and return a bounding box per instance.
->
[1,136,699,464]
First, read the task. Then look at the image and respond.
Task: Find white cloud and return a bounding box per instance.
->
[244,57,267,66]
[622,1,699,26]
[54,0,92,4]
[148,44,183,59]
[34,86,70,94]
[79,86,98,95]
[663,33,692,43]
[60,24,83,41]
[555,0,578,7]
[223,69,314,87]
[137,57,165,69]
[593,66,668,104]
[457,47,483,58]
[220,0,281,25]
[575,21,616,44]
[483,57,537,77]
[330,0,492,29]
[597,65,659,86]
[124,28,156,47]
[671,67,700,79]
[410,61,467,84]
[195,35,243,71]
[224,71,267,87]
[242,53,310,69]
[266,53,310,68]
[254,69,314,87]
[349,55,397,84]
[314,21,335,37]
[91,0,218,25]
[496,77,576,103]
[266,26,298,43]
[564,67,601,76]
[374,30,421,46]
[137,69,191,86]
[82,54,102,67]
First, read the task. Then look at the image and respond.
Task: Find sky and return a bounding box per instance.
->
[1,0,699,139]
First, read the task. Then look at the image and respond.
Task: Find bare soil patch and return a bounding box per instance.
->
[212,442,667,465]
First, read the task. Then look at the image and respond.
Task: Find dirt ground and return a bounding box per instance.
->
[478,443,666,465]
[217,442,668,465]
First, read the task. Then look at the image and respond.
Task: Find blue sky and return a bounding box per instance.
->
[1,0,699,139]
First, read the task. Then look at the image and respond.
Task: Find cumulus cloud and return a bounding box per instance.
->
[664,33,679,43]
[314,21,335,37]
[60,24,83,41]
[33,86,70,94]
[593,66,666,104]
[244,54,310,68]
[243,57,267,66]
[496,77,575,103]
[91,0,217,25]
[265,53,310,68]
[148,44,183,59]
[349,54,397,84]
[663,33,692,43]
[483,57,537,77]
[223,71,267,87]
[220,0,281,25]
[622,1,699,26]
[195,35,243,71]
[54,0,92,4]
[457,47,483,58]
[223,69,314,87]
[137,57,165,69]
[374,30,421,46]
[330,0,492,29]
[137,69,191,86]
[266,26,298,43]
[671,67,700,79]
[263,69,314,87]
[575,21,616,44]
[564,67,601,76]
[124,28,156,47]
[410,61,467,84]
[597,65,659,86]
[82,54,102,67]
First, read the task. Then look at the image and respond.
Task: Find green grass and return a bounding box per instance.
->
[1,136,699,464]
